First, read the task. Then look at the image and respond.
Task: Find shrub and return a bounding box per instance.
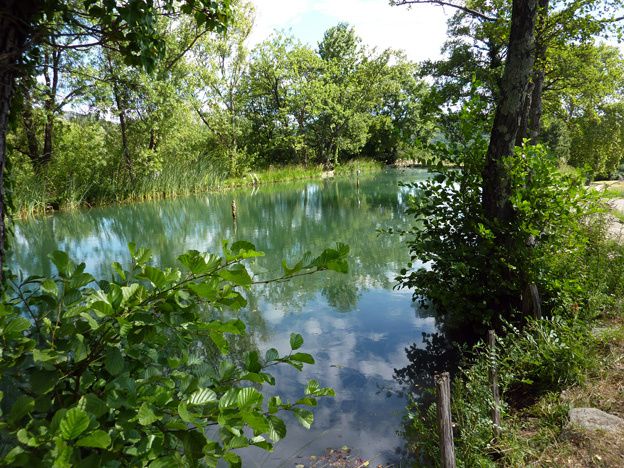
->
[0,241,348,466]
[403,315,596,467]
[398,109,597,337]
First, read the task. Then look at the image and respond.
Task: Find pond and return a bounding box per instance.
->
[11,168,436,466]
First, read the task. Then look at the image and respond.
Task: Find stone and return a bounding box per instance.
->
[568,407,624,432]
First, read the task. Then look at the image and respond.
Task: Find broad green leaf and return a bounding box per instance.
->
[137,403,160,425]
[267,416,287,442]
[49,251,71,276]
[290,352,314,364]
[219,389,239,409]
[59,407,90,440]
[76,430,111,449]
[30,369,61,395]
[105,348,124,375]
[91,300,113,317]
[290,333,304,350]
[41,279,58,297]
[222,451,242,467]
[237,388,263,408]
[265,348,279,362]
[293,408,314,429]
[8,396,35,424]
[218,264,252,286]
[140,266,167,289]
[242,412,270,433]
[187,388,217,405]
[79,394,108,418]
[3,317,30,336]
[226,436,249,450]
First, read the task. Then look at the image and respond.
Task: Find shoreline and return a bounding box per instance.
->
[16,160,391,219]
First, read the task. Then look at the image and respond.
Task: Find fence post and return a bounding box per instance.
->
[435,372,456,468]
[487,330,501,441]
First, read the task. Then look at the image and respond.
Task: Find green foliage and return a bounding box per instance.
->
[568,103,624,179]
[404,315,597,467]
[9,16,430,214]
[398,99,597,335]
[0,241,348,466]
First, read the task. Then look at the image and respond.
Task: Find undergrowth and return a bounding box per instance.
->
[402,220,624,467]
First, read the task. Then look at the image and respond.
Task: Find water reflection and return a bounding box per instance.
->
[12,169,437,465]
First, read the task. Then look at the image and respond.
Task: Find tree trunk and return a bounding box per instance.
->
[22,88,40,165]
[106,55,133,178]
[515,80,534,146]
[528,69,544,143]
[527,0,549,144]
[0,0,41,283]
[482,0,539,225]
[41,46,60,166]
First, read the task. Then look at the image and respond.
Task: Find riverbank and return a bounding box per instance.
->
[15,159,383,218]
[402,202,624,466]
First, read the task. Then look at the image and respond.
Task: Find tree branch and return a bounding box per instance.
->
[392,0,497,22]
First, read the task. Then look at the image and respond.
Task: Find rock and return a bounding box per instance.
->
[568,407,624,432]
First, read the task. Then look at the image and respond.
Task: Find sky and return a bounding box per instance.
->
[249,0,452,62]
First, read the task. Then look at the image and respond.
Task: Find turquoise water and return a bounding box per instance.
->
[12,169,435,465]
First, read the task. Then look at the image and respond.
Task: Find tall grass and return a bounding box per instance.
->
[13,158,384,218]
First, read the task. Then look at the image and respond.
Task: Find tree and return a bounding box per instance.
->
[191,0,254,176]
[0,0,231,282]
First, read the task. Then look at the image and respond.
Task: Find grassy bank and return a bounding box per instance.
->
[403,217,624,466]
[15,159,383,218]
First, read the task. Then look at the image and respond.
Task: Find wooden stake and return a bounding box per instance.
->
[488,330,501,441]
[435,372,456,468]
[231,199,237,221]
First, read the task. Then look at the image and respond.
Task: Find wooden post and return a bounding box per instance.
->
[231,200,238,221]
[435,372,456,468]
[488,330,501,441]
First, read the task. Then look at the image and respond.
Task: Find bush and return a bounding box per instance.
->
[403,315,596,467]
[0,241,349,466]
[398,105,597,337]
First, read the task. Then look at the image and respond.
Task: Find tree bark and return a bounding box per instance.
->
[22,87,41,165]
[0,0,41,283]
[515,80,534,146]
[528,68,544,143]
[41,46,61,166]
[482,0,538,225]
[527,0,549,144]
[106,55,133,178]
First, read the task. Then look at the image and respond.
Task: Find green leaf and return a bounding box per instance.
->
[3,317,30,336]
[59,407,90,440]
[79,394,109,418]
[219,389,239,409]
[265,348,279,362]
[242,412,270,433]
[137,403,160,425]
[293,408,314,429]
[105,347,124,375]
[49,251,71,276]
[8,396,35,424]
[187,388,217,405]
[290,333,304,350]
[41,279,58,297]
[226,436,249,450]
[218,264,252,286]
[178,250,220,274]
[222,451,241,467]
[290,352,314,364]
[76,430,111,449]
[140,266,167,289]
[237,388,263,408]
[267,416,287,442]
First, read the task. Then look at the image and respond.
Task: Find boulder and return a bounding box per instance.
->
[568,407,624,432]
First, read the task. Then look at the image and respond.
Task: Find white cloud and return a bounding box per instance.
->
[249,0,451,62]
